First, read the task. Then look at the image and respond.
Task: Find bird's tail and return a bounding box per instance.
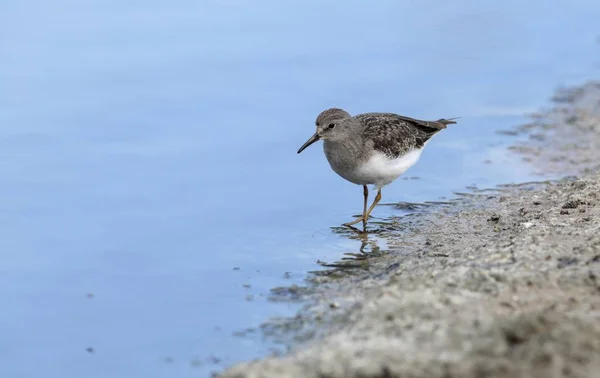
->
[437,117,460,126]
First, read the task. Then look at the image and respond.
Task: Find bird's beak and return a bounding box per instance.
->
[297,133,321,154]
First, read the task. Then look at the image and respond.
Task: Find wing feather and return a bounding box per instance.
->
[357,113,454,157]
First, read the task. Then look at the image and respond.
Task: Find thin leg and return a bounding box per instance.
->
[361,185,368,230]
[363,189,382,221]
[343,185,369,227]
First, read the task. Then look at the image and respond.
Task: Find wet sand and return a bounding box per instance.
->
[220,82,600,378]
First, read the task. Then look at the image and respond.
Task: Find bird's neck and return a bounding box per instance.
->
[323,134,366,169]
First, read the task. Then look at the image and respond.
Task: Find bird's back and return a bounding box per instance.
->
[356,113,456,158]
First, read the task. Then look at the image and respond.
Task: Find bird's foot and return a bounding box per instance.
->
[343,217,363,227]
[343,216,368,232]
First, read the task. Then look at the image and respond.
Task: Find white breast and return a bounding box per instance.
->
[353,148,424,189]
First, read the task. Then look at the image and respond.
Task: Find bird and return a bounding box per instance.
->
[297,108,457,230]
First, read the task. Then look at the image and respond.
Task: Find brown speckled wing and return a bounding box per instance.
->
[357,113,449,158]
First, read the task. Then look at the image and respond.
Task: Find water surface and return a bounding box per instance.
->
[1,0,599,377]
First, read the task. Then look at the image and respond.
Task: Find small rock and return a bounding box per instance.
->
[562,199,582,209]
[560,209,570,215]
[488,214,500,222]
[385,263,400,273]
[587,255,600,264]
[557,257,578,269]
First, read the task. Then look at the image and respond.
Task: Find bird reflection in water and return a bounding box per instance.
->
[318,225,389,269]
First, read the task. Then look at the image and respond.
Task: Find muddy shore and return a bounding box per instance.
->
[220,82,600,378]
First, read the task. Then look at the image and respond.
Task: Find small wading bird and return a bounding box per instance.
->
[297,108,457,230]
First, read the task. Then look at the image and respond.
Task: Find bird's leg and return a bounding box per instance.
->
[343,185,369,227]
[363,189,382,221]
[362,185,368,230]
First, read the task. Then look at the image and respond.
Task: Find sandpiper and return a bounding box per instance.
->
[297,108,457,230]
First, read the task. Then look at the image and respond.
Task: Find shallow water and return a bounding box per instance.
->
[0,0,599,377]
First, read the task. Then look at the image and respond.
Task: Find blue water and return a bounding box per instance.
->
[1,0,599,377]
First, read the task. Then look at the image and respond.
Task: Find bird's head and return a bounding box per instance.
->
[297,108,353,154]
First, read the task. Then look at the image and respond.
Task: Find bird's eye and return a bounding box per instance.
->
[328,123,335,129]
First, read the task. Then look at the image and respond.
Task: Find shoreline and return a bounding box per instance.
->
[220,81,600,378]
